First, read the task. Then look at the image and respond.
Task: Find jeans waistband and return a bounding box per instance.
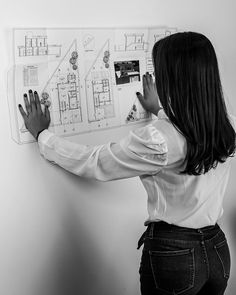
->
[147,221,220,239]
[148,221,219,232]
[137,221,221,249]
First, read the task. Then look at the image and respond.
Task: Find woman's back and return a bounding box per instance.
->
[141,111,236,228]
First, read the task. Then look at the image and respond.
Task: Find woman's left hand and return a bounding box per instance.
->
[136,72,162,115]
[18,90,51,140]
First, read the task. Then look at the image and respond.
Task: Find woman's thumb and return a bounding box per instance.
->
[136,92,145,107]
[136,92,144,101]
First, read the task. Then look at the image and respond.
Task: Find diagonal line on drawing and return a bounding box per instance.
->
[43,39,77,91]
[85,39,109,80]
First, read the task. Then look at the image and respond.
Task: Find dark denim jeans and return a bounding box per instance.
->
[138,222,230,295]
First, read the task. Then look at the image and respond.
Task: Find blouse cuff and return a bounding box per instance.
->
[158,109,168,120]
[37,129,55,154]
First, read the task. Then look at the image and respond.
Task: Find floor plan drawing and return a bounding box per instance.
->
[85,39,115,124]
[10,26,177,143]
[91,77,112,120]
[18,32,61,57]
[42,40,82,133]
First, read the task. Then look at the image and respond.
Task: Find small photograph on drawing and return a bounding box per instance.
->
[114,60,140,85]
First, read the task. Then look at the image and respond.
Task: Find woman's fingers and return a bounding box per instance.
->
[136,91,144,102]
[136,92,147,110]
[34,91,43,114]
[143,74,150,96]
[29,89,36,114]
[143,72,153,91]
[146,72,153,85]
[18,104,28,121]
[44,105,50,122]
[23,93,31,114]
[23,90,43,116]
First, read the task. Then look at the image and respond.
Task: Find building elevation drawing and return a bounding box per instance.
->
[9,27,177,143]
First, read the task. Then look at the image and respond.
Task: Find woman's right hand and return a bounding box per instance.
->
[136,73,162,116]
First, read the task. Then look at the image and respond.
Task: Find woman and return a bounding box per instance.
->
[19,32,236,295]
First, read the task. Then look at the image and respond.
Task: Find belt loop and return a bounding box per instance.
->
[137,231,146,250]
[149,222,154,238]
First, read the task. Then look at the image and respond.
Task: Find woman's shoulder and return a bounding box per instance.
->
[150,116,187,164]
[151,114,181,140]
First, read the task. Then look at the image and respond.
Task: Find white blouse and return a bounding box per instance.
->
[38,110,236,228]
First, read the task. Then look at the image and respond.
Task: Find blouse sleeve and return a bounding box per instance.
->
[37,124,168,181]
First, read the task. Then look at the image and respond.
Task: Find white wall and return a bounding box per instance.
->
[0,1,236,294]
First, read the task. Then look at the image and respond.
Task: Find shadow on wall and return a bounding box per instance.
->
[228,210,236,247]
[35,194,123,295]
[224,207,236,295]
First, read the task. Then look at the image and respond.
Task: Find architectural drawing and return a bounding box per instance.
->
[41,40,82,132]
[115,33,148,52]
[10,26,177,143]
[23,65,39,86]
[83,34,95,52]
[153,27,178,43]
[146,27,178,73]
[85,39,115,123]
[145,55,154,73]
[126,98,150,123]
[18,32,61,57]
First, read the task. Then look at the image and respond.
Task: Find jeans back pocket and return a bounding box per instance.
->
[149,248,195,294]
[214,240,231,279]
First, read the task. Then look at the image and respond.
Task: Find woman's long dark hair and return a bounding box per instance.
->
[152,32,235,175]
